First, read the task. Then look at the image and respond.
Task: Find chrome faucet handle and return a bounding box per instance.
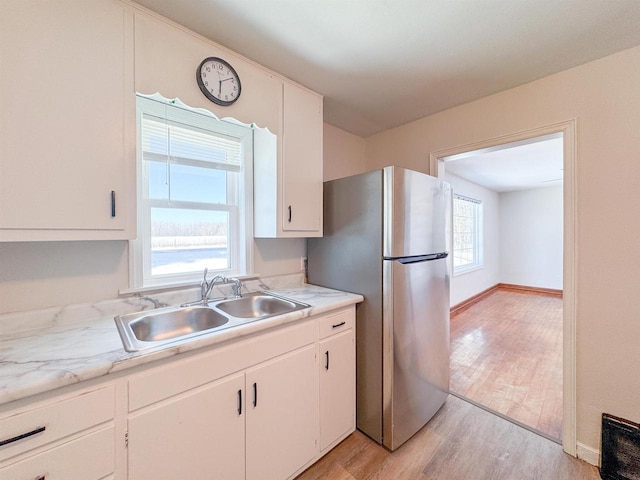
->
[200,268,210,302]
[230,278,243,298]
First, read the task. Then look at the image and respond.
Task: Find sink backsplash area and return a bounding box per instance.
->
[1,273,305,338]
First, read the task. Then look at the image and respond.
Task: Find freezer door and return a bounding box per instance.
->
[382,256,450,450]
[383,166,452,258]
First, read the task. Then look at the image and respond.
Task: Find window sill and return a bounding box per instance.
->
[453,265,484,277]
[119,273,261,296]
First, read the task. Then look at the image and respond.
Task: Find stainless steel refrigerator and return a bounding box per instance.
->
[307,166,451,451]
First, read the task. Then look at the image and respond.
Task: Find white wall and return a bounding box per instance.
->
[445,173,500,306]
[500,186,563,289]
[323,123,367,181]
[365,45,640,455]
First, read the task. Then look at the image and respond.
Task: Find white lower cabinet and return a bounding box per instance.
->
[127,372,245,480]
[0,385,116,480]
[319,329,356,452]
[127,344,319,480]
[246,344,318,480]
[0,427,115,480]
[0,306,356,480]
[125,308,355,480]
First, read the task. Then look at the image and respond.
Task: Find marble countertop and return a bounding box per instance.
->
[0,282,362,407]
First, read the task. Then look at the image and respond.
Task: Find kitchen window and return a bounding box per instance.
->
[453,194,483,275]
[132,94,253,288]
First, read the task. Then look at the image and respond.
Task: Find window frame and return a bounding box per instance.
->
[452,193,483,276]
[130,94,254,289]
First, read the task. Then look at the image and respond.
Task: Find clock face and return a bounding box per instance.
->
[196,57,242,106]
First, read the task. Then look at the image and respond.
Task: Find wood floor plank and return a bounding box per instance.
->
[450,288,563,439]
[295,396,598,480]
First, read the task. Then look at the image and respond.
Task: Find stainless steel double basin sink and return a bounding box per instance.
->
[114,292,310,352]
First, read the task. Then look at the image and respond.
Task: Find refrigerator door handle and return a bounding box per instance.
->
[383,252,448,264]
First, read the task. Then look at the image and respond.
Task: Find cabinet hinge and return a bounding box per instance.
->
[125,431,129,448]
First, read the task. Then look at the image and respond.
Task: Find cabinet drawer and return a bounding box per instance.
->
[0,426,114,480]
[0,386,114,462]
[318,308,354,339]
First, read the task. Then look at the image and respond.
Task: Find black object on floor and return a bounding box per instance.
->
[600,413,640,480]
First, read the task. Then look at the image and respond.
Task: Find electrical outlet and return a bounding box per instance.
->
[300,257,308,272]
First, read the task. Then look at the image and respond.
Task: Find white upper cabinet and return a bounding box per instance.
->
[0,0,135,241]
[282,82,323,234]
[255,82,323,238]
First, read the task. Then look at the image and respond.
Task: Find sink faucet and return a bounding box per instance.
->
[201,268,226,306]
[199,269,243,304]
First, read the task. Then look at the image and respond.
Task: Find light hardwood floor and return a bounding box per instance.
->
[296,395,598,479]
[450,288,563,440]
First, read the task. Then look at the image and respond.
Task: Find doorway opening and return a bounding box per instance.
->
[430,120,576,454]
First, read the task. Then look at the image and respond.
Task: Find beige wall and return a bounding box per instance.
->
[0,241,129,313]
[0,239,305,314]
[366,45,640,454]
[323,123,367,181]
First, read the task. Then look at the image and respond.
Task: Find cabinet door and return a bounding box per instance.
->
[0,0,133,240]
[319,330,356,451]
[245,344,319,480]
[282,82,323,234]
[128,373,245,480]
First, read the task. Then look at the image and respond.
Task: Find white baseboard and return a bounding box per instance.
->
[576,442,600,467]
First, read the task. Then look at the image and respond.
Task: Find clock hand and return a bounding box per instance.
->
[218,80,222,96]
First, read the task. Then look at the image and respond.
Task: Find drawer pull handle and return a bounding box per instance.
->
[288,205,292,223]
[332,321,346,329]
[0,426,46,447]
[237,389,242,415]
[325,350,330,370]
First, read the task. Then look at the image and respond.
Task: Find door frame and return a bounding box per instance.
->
[428,119,577,456]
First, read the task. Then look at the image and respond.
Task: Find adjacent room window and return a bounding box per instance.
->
[453,194,483,274]
[133,94,253,287]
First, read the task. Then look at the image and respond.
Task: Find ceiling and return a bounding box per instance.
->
[133,0,640,137]
[444,135,564,192]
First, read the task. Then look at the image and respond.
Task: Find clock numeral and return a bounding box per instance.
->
[206,66,210,72]
[204,81,208,87]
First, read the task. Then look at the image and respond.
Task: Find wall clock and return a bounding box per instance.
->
[196,57,241,106]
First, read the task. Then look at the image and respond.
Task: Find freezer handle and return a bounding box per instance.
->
[383,252,448,264]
